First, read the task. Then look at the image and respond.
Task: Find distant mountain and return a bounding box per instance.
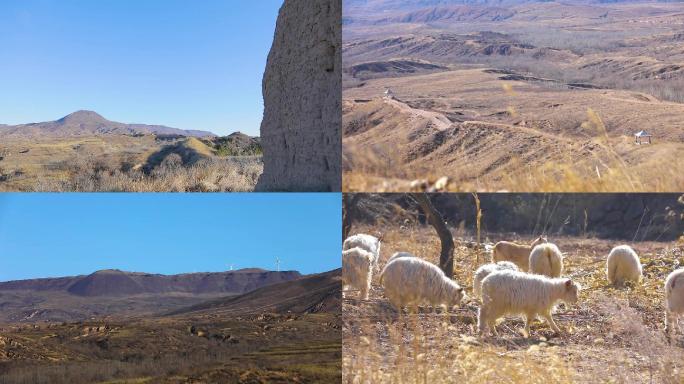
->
[377,6,516,23]
[0,269,301,297]
[0,110,216,138]
[345,0,649,8]
[169,269,342,316]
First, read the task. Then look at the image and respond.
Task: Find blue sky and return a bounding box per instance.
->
[0,194,341,282]
[0,0,283,136]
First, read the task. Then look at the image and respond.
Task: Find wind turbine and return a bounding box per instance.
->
[276,256,281,272]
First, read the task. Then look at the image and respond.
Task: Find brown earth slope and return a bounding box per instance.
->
[0,269,301,323]
[343,0,684,192]
[0,269,341,384]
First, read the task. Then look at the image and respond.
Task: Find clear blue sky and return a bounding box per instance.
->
[0,194,341,282]
[0,0,283,136]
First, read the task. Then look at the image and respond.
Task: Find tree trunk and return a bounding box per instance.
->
[412,193,454,278]
[342,194,360,241]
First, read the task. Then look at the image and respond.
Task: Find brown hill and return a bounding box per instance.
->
[0,110,215,138]
[343,32,538,67]
[347,59,448,80]
[0,269,301,297]
[376,6,516,24]
[343,0,684,192]
[169,269,341,316]
[0,269,303,323]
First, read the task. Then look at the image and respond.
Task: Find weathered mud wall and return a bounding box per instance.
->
[256,0,341,191]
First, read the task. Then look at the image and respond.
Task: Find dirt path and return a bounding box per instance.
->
[384,98,452,131]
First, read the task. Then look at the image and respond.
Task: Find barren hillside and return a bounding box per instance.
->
[343,0,684,192]
[0,269,301,323]
[0,269,342,383]
[0,112,263,192]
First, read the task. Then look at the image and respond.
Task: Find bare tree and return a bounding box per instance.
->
[412,193,454,278]
[343,194,360,241]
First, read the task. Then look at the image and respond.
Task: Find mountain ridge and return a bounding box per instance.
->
[0,110,216,138]
[0,268,301,297]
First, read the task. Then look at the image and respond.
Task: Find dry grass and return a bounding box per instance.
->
[343,102,684,193]
[0,136,263,192]
[31,156,262,192]
[343,221,684,383]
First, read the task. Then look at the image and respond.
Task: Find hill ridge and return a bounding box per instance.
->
[0,269,302,297]
[0,110,216,138]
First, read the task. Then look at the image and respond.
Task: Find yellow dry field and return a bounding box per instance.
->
[0,135,262,192]
[0,136,159,191]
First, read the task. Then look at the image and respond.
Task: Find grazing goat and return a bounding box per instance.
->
[529,243,563,278]
[343,234,381,272]
[343,247,373,300]
[492,236,547,271]
[665,268,684,338]
[606,245,642,286]
[380,256,464,312]
[386,251,415,265]
[472,261,519,299]
[478,270,580,338]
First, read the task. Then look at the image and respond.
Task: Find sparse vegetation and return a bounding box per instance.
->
[343,1,684,192]
[0,270,342,384]
[19,153,263,192]
[32,155,263,192]
[343,195,684,383]
[0,127,264,192]
[0,315,340,384]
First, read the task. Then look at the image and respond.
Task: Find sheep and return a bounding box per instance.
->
[379,255,464,312]
[342,247,373,300]
[529,243,563,278]
[472,261,519,299]
[606,245,642,286]
[665,268,684,338]
[492,236,547,271]
[478,270,580,338]
[343,233,381,272]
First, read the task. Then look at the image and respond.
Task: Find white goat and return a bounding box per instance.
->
[529,243,563,278]
[478,270,580,337]
[385,251,415,265]
[606,245,642,286]
[665,268,684,338]
[380,256,464,312]
[492,236,547,271]
[472,261,519,299]
[342,247,373,300]
[343,234,381,272]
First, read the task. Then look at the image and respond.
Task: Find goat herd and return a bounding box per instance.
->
[342,233,684,339]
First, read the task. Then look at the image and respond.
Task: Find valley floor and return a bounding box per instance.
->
[0,312,341,384]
